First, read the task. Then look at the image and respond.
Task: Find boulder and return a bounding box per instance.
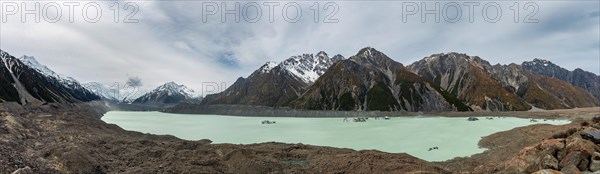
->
[559,137,598,161]
[542,154,559,170]
[581,127,600,144]
[590,152,600,172]
[559,151,584,169]
[504,139,565,173]
[541,139,566,155]
[467,117,479,121]
[561,164,581,174]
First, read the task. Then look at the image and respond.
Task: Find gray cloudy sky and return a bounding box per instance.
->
[1,1,598,95]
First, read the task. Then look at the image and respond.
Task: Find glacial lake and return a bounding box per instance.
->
[101,111,570,161]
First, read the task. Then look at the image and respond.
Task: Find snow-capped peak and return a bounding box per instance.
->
[260,61,278,73]
[256,52,344,83]
[84,82,119,101]
[17,55,80,87]
[133,82,202,104]
[19,56,56,76]
[316,51,328,58]
[524,58,554,67]
[425,55,438,62]
[278,52,344,83]
[534,58,550,66]
[153,82,199,97]
[358,47,374,57]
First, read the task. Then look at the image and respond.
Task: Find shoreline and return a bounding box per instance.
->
[161,104,600,119]
[107,110,574,123]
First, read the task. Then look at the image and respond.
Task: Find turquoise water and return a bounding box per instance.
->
[101,111,570,161]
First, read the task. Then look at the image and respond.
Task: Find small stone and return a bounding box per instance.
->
[561,164,581,174]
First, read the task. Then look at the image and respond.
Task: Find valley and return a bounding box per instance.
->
[1,47,599,173]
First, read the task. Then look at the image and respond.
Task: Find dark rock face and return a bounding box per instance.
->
[204,65,309,106]
[0,50,99,104]
[133,82,202,107]
[292,48,469,112]
[0,55,20,103]
[522,58,600,103]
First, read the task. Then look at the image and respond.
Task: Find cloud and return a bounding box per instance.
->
[1,1,598,96]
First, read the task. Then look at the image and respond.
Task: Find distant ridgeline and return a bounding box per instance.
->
[1,48,598,112]
[203,47,600,112]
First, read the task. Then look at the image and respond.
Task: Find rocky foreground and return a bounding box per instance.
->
[2,102,600,174]
[0,102,447,174]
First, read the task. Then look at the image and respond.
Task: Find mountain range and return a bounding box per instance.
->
[0,48,598,112]
[409,52,597,111]
[0,49,202,107]
[204,47,599,112]
[522,58,600,102]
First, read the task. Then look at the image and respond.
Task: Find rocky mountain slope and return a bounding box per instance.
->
[292,47,470,112]
[203,52,344,106]
[522,58,600,102]
[408,53,532,111]
[201,48,598,112]
[491,64,598,110]
[0,50,99,104]
[408,53,597,111]
[132,82,202,106]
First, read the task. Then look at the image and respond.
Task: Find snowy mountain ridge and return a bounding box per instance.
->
[17,55,80,87]
[260,51,344,83]
[0,49,100,104]
[132,82,202,105]
[152,82,199,97]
